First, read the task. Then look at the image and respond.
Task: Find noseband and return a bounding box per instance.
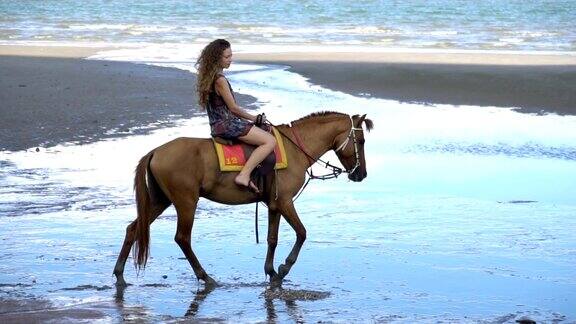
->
[335,117,363,174]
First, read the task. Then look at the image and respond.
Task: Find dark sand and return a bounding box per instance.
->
[236,52,576,116]
[0,55,256,151]
[0,298,110,323]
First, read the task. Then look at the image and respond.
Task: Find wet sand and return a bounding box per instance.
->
[235,51,576,116]
[0,298,111,323]
[0,46,256,152]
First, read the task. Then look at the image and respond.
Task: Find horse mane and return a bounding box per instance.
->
[283,111,373,132]
[288,111,347,126]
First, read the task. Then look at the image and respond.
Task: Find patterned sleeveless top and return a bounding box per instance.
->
[206,75,253,139]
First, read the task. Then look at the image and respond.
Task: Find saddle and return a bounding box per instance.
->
[212,127,288,194]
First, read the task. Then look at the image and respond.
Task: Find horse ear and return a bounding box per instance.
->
[355,114,367,128]
[355,114,373,132]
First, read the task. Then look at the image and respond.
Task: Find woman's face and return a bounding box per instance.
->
[220,47,232,69]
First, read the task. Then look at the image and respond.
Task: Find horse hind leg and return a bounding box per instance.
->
[265,207,281,282]
[173,194,218,287]
[113,202,169,287]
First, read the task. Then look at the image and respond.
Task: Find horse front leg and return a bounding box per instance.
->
[265,208,281,282]
[274,200,307,284]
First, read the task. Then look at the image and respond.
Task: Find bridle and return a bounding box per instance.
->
[283,115,364,181]
[334,116,363,175]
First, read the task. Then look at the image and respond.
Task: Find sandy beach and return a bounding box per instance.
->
[235,51,576,116]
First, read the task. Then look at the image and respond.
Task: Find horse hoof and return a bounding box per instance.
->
[202,276,219,288]
[269,276,283,287]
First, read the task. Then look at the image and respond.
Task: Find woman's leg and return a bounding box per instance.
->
[236,126,276,192]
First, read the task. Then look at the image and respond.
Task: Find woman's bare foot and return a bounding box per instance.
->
[235,174,260,193]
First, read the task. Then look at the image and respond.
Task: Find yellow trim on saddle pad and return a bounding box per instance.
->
[213,127,288,172]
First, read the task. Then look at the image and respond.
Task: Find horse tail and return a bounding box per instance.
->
[132,150,156,271]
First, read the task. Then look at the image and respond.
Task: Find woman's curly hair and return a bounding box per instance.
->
[196,39,230,109]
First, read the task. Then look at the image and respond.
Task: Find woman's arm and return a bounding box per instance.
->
[215,77,257,122]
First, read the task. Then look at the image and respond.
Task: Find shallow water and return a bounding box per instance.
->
[1,47,576,322]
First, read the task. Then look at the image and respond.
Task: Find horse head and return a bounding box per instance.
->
[334,114,373,182]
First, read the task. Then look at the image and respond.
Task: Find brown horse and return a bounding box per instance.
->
[113,111,373,287]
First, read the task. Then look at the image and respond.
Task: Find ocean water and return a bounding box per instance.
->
[1,0,575,51]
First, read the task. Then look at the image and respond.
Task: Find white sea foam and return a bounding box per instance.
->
[498,37,525,44]
[508,30,559,38]
[68,23,135,31]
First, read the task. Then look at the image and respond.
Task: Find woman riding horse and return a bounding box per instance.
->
[197,39,276,193]
[112,42,373,288]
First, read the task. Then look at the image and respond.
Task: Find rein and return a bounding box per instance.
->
[290,126,344,180]
[288,125,342,202]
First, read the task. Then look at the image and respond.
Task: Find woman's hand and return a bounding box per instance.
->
[255,113,267,126]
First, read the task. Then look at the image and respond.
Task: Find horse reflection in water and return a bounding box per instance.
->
[184,285,319,321]
[113,111,373,286]
[114,283,324,322]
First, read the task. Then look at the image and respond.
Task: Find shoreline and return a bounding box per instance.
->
[2,44,576,151]
[0,44,111,58]
[235,51,576,116]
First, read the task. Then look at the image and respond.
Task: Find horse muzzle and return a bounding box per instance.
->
[348,169,367,182]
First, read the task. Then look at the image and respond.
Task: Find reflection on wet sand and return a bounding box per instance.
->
[114,284,155,322]
[113,282,330,322]
[265,287,303,323]
[184,286,214,318]
[264,286,331,323]
[263,286,331,301]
